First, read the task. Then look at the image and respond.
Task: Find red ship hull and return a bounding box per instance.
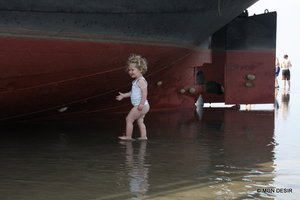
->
[0,35,275,121]
[0,1,277,121]
[0,36,203,120]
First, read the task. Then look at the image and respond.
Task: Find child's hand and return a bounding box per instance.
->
[137,104,143,111]
[116,92,124,101]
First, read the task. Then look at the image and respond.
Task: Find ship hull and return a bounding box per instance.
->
[0,36,206,120]
[0,0,277,121]
[0,36,275,121]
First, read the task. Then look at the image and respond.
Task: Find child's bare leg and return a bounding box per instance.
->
[137,117,147,139]
[137,105,149,140]
[119,107,141,140]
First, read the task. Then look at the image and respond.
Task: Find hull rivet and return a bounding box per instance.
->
[157,81,162,86]
[179,89,186,94]
[246,74,255,80]
[189,88,196,94]
[58,107,68,112]
[245,82,253,87]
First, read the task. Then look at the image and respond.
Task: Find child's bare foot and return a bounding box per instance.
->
[118,136,135,141]
[137,137,148,140]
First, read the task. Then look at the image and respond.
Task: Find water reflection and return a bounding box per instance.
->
[120,141,149,199]
[281,90,290,120]
[0,107,277,200]
[144,108,276,199]
[275,89,291,120]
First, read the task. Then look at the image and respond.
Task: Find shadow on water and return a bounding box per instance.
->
[0,107,276,200]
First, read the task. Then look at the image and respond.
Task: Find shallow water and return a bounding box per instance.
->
[0,88,299,200]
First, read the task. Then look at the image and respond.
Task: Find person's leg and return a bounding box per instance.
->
[282,71,286,89]
[137,105,150,140]
[137,118,146,139]
[275,77,279,88]
[287,71,291,90]
[119,107,141,140]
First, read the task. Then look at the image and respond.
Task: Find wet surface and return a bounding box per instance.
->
[0,88,299,200]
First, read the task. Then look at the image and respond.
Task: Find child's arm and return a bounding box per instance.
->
[137,80,148,111]
[116,92,131,101]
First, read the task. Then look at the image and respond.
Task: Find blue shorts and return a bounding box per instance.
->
[275,66,280,77]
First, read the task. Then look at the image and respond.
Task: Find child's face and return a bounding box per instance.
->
[128,63,142,78]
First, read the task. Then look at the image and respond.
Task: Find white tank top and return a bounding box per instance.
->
[130,77,149,106]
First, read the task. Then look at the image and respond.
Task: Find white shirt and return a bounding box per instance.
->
[130,77,149,106]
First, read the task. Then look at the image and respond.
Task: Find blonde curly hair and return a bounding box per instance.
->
[127,54,148,75]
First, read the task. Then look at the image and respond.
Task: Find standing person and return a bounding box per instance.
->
[275,57,280,88]
[281,54,292,90]
[116,54,150,140]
